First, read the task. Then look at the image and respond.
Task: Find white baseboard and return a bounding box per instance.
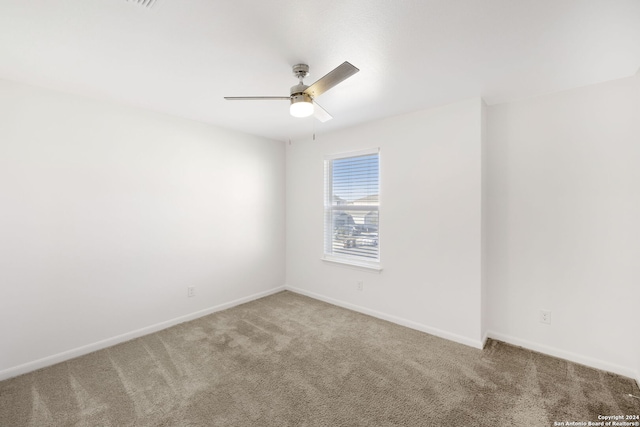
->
[486,330,637,380]
[284,287,639,384]
[285,285,484,350]
[4,286,636,389]
[0,286,286,382]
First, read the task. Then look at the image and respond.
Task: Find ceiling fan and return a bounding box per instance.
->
[224,61,359,122]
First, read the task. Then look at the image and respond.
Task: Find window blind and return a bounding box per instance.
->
[324,149,379,264]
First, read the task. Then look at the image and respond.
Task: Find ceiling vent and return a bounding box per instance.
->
[126,0,158,8]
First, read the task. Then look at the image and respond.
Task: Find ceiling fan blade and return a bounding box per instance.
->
[224,96,290,100]
[304,61,359,98]
[313,100,333,122]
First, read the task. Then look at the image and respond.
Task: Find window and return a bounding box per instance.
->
[324,148,380,268]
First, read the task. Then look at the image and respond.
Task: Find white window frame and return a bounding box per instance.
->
[323,148,381,271]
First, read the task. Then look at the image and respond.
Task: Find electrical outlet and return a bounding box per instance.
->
[540,309,551,324]
[187,286,196,298]
[357,281,364,291]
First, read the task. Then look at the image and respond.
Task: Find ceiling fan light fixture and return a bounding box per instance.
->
[290,93,314,118]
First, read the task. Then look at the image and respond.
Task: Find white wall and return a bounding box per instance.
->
[286,98,484,348]
[486,74,640,379]
[0,79,286,379]
[3,73,638,388]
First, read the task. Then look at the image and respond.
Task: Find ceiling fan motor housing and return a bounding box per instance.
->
[291,92,312,103]
[290,84,310,97]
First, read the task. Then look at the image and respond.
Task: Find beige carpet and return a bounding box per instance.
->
[0,291,638,426]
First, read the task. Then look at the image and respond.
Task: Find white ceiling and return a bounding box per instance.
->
[1,0,639,142]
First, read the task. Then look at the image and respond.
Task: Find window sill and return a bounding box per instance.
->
[321,256,383,272]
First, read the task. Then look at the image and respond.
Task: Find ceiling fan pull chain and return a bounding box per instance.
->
[312,114,316,141]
